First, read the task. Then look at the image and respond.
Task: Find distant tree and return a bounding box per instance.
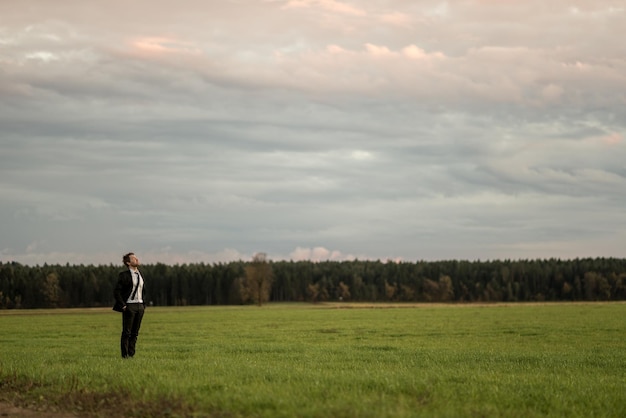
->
[583,272,599,301]
[422,278,439,302]
[307,281,329,303]
[399,283,416,301]
[337,281,351,301]
[597,275,611,301]
[351,274,364,301]
[384,280,397,301]
[438,275,454,302]
[307,282,320,303]
[43,272,61,308]
[562,281,573,299]
[245,253,273,306]
[229,276,251,305]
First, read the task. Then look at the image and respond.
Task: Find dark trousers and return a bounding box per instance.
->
[121,303,144,358]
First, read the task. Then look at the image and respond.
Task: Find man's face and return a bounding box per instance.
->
[127,254,140,268]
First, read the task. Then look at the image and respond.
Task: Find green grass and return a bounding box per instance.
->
[1,303,625,417]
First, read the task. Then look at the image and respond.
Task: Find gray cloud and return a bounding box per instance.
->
[1,0,625,265]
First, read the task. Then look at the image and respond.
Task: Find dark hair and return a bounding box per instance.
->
[123,252,135,266]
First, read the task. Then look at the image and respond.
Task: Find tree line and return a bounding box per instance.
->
[1,257,625,309]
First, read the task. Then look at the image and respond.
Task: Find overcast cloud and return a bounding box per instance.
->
[1,0,625,266]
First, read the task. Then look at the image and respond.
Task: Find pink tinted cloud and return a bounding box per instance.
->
[402,45,446,60]
[365,43,446,60]
[290,246,345,261]
[283,0,366,16]
[600,133,623,145]
[132,37,201,55]
[365,43,392,57]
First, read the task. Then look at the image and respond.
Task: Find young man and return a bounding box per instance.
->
[113,252,145,358]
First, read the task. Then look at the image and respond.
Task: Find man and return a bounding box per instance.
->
[113,252,145,358]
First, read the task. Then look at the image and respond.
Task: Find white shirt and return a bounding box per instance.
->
[126,269,144,304]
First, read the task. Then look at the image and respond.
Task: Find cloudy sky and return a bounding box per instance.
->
[1,0,625,266]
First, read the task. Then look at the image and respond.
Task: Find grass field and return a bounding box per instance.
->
[1,302,625,417]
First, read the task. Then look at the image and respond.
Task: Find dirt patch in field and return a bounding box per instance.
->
[0,402,77,418]
[0,387,197,418]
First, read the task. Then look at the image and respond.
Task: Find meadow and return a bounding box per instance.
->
[0,303,625,417]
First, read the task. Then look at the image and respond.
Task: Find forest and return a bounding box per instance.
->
[1,257,626,309]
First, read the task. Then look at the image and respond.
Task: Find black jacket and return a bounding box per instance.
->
[113,270,145,312]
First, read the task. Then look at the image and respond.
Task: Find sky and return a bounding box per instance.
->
[1,0,625,266]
